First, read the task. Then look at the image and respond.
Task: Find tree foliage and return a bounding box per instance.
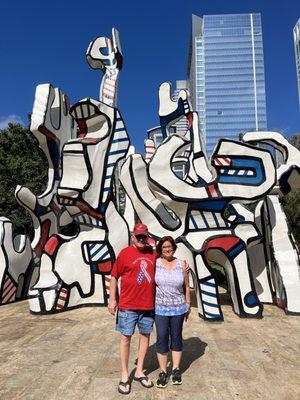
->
[281,134,300,243]
[0,123,47,238]
[282,189,300,243]
[287,134,300,150]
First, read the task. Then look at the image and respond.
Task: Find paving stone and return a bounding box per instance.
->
[0,300,299,399]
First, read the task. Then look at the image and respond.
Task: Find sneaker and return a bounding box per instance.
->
[172,368,182,385]
[156,371,168,388]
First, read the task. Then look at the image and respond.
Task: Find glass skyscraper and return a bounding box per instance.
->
[188,14,267,157]
[294,18,300,110]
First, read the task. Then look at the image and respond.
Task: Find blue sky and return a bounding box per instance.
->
[1,0,299,152]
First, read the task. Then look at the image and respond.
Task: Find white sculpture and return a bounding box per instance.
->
[243,132,300,314]
[0,218,34,304]
[1,28,299,321]
[29,29,130,313]
[120,82,300,320]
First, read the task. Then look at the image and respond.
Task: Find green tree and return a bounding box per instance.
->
[0,122,47,238]
[288,134,300,150]
[281,134,300,243]
[282,189,300,243]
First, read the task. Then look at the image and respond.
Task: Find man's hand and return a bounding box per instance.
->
[108,299,118,316]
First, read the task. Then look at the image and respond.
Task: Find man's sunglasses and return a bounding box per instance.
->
[135,234,148,242]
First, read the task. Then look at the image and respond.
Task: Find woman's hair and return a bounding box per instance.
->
[156,236,177,256]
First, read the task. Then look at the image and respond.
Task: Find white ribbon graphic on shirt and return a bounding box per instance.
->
[137,260,151,284]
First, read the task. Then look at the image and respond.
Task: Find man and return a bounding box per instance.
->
[108,222,156,395]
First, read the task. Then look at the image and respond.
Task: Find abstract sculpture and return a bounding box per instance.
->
[16,84,77,263]
[28,29,130,313]
[0,28,299,320]
[0,217,34,304]
[243,132,300,314]
[120,82,300,320]
[0,84,76,306]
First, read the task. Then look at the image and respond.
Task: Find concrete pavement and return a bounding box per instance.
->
[0,296,299,400]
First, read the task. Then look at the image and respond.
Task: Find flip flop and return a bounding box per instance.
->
[118,380,131,395]
[133,375,154,388]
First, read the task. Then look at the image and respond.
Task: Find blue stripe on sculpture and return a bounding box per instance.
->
[212,212,220,228]
[201,280,216,288]
[90,243,106,258]
[202,300,220,308]
[200,211,209,229]
[108,149,127,156]
[189,213,198,229]
[201,289,217,298]
[228,243,245,259]
[219,158,263,185]
[97,250,110,260]
[88,243,97,251]
[204,311,221,318]
[193,200,226,212]
[112,137,129,143]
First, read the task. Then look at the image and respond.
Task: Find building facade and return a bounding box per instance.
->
[188,13,267,157]
[294,18,300,110]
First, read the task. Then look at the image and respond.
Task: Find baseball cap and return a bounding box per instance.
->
[133,222,148,236]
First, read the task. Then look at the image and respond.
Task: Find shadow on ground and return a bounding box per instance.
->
[143,336,207,375]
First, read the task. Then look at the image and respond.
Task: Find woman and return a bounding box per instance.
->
[154,236,190,388]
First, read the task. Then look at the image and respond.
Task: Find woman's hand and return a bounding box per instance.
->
[185,305,191,321]
[183,260,189,273]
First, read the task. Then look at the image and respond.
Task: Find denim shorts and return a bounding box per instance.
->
[116,309,155,336]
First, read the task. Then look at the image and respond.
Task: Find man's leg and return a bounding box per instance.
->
[135,332,150,377]
[116,310,136,394]
[120,334,132,391]
[133,311,154,387]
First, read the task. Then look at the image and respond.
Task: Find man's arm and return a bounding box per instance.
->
[108,275,119,315]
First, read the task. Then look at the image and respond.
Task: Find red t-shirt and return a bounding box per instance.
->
[111,245,157,310]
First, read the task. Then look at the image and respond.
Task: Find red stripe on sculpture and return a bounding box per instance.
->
[44,236,59,256]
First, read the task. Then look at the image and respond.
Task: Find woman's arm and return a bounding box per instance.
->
[183,262,191,307]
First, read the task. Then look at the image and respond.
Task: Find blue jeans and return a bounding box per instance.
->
[116,309,155,336]
[155,313,185,353]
